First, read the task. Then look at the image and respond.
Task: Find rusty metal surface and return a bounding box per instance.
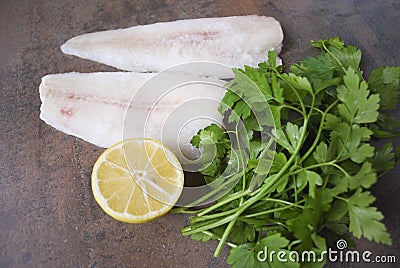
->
[0,0,399,267]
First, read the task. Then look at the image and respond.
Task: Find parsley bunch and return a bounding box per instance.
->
[177,37,400,267]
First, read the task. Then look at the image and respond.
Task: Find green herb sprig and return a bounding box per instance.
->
[177,37,400,267]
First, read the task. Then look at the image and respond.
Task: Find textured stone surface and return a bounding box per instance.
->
[0,0,399,267]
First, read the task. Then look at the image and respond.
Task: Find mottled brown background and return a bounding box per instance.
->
[0,0,399,267]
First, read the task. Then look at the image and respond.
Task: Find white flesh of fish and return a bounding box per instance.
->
[61,15,283,77]
[39,72,226,161]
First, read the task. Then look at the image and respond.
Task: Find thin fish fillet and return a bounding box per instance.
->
[61,15,283,76]
[39,72,226,161]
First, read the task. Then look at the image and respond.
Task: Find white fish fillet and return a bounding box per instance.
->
[61,15,283,77]
[39,72,226,161]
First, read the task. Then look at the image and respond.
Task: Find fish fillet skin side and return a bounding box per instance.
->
[39,72,226,160]
[61,15,283,76]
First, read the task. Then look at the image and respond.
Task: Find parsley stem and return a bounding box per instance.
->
[300,100,339,163]
[321,42,365,79]
[197,190,249,217]
[290,161,350,178]
[262,197,305,208]
[214,219,236,257]
[282,104,305,117]
[241,203,302,219]
[288,240,302,250]
[230,122,247,206]
[322,42,346,73]
[291,161,336,175]
[330,163,351,177]
[191,207,238,223]
[279,74,307,115]
[322,174,331,188]
[335,119,354,162]
[170,207,203,214]
[182,214,236,236]
[183,171,244,209]
[248,137,275,192]
[200,230,237,248]
[259,224,286,232]
[334,195,347,202]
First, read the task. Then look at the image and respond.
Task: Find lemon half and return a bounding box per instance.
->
[91,138,184,223]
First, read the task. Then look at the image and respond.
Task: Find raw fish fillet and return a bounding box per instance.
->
[39,72,226,161]
[61,15,283,77]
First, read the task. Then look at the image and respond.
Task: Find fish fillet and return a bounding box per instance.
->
[39,72,226,161]
[61,15,283,77]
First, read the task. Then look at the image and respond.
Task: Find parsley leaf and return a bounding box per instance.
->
[347,162,376,189]
[372,142,395,173]
[227,233,300,268]
[230,221,256,245]
[337,67,380,124]
[369,66,400,110]
[227,243,264,268]
[347,189,392,244]
[296,170,323,198]
[190,124,230,182]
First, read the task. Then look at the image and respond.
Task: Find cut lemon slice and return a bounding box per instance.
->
[92,138,184,223]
